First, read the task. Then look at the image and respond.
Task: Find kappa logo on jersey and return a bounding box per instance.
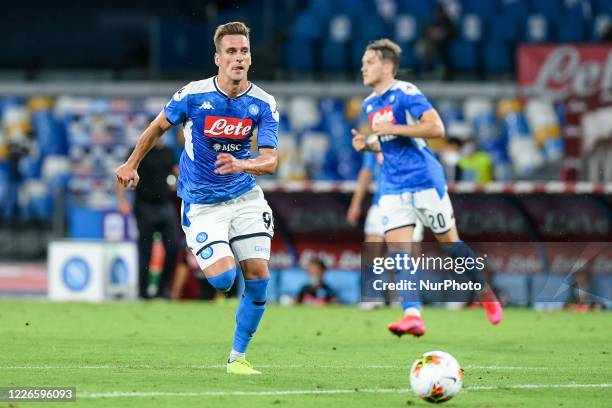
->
[199,101,214,110]
[369,106,395,127]
[212,142,243,152]
[204,116,253,139]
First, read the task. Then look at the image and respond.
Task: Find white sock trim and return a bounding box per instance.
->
[229,349,245,363]
[404,307,421,317]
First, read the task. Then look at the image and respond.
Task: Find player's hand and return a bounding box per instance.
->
[347,203,361,226]
[372,121,396,136]
[351,129,367,152]
[115,163,140,189]
[214,153,244,175]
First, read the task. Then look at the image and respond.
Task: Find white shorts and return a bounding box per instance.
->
[379,187,455,236]
[181,185,274,270]
[364,203,424,242]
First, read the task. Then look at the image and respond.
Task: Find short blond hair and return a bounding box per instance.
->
[214,21,250,51]
[366,39,402,75]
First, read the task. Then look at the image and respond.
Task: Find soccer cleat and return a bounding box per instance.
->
[226,358,261,375]
[388,315,426,337]
[480,288,503,325]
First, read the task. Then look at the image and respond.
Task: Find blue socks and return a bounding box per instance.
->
[233,278,269,353]
[207,267,237,292]
[390,252,422,312]
[446,240,486,286]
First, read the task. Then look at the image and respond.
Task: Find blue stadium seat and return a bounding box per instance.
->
[397,42,419,70]
[488,15,519,43]
[321,42,348,70]
[394,14,419,43]
[592,14,612,40]
[350,39,370,69]
[323,270,361,304]
[554,13,586,42]
[592,0,612,14]
[279,268,308,297]
[397,0,434,21]
[482,41,512,72]
[500,0,530,20]
[460,13,483,42]
[291,11,324,41]
[267,270,280,302]
[449,40,479,72]
[525,14,552,42]
[531,0,563,17]
[285,39,315,71]
[463,0,499,18]
[355,14,387,41]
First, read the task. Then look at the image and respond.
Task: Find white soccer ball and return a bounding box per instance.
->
[409,351,463,403]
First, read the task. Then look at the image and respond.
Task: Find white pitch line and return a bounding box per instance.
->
[79,384,612,399]
[0,364,549,370]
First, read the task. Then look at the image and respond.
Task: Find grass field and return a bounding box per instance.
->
[1,300,611,407]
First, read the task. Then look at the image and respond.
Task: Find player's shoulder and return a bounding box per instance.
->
[247,82,276,107]
[392,80,423,96]
[363,91,377,103]
[175,77,216,97]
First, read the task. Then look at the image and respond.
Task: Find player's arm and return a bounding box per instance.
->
[347,167,373,225]
[115,111,173,189]
[214,148,278,176]
[372,109,445,139]
[351,129,381,152]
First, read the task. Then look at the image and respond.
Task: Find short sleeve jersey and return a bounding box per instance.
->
[164,76,279,204]
[362,80,447,197]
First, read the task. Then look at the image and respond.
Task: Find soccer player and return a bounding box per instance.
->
[115,22,278,374]
[351,39,503,337]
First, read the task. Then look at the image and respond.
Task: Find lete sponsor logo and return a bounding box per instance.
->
[519,45,612,101]
[204,116,253,139]
[368,106,395,127]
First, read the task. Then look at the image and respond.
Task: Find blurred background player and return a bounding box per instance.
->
[296,258,336,305]
[116,136,179,300]
[115,21,279,375]
[351,39,502,338]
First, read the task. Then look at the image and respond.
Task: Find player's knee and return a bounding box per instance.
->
[207,267,237,292]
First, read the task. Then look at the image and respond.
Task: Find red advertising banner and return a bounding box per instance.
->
[518,44,612,100]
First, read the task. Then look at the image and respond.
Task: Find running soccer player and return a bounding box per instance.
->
[115,22,278,374]
[351,39,503,337]
[347,151,425,310]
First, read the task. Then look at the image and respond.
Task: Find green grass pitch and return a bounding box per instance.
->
[1,300,611,407]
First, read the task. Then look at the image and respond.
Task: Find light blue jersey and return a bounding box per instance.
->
[363,80,446,197]
[361,151,383,205]
[164,76,279,204]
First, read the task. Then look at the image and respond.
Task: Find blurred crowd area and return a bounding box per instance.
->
[0,93,569,222]
[2,0,610,80]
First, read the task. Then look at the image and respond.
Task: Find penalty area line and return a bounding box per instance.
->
[79,384,612,398]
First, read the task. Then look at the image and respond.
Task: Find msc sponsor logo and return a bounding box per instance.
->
[212,142,243,153]
[62,257,90,291]
[204,116,253,139]
[196,232,208,243]
[254,245,270,254]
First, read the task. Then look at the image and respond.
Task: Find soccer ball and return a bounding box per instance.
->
[409,351,463,403]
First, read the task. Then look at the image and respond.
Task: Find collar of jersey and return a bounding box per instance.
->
[213,76,253,99]
[375,79,397,97]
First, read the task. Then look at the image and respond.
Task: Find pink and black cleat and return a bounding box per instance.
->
[387,315,427,337]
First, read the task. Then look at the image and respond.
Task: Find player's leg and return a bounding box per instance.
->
[416,188,502,324]
[134,204,156,299]
[156,202,180,298]
[380,193,426,337]
[180,201,237,293]
[226,186,274,374]
[362,204,387,309]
